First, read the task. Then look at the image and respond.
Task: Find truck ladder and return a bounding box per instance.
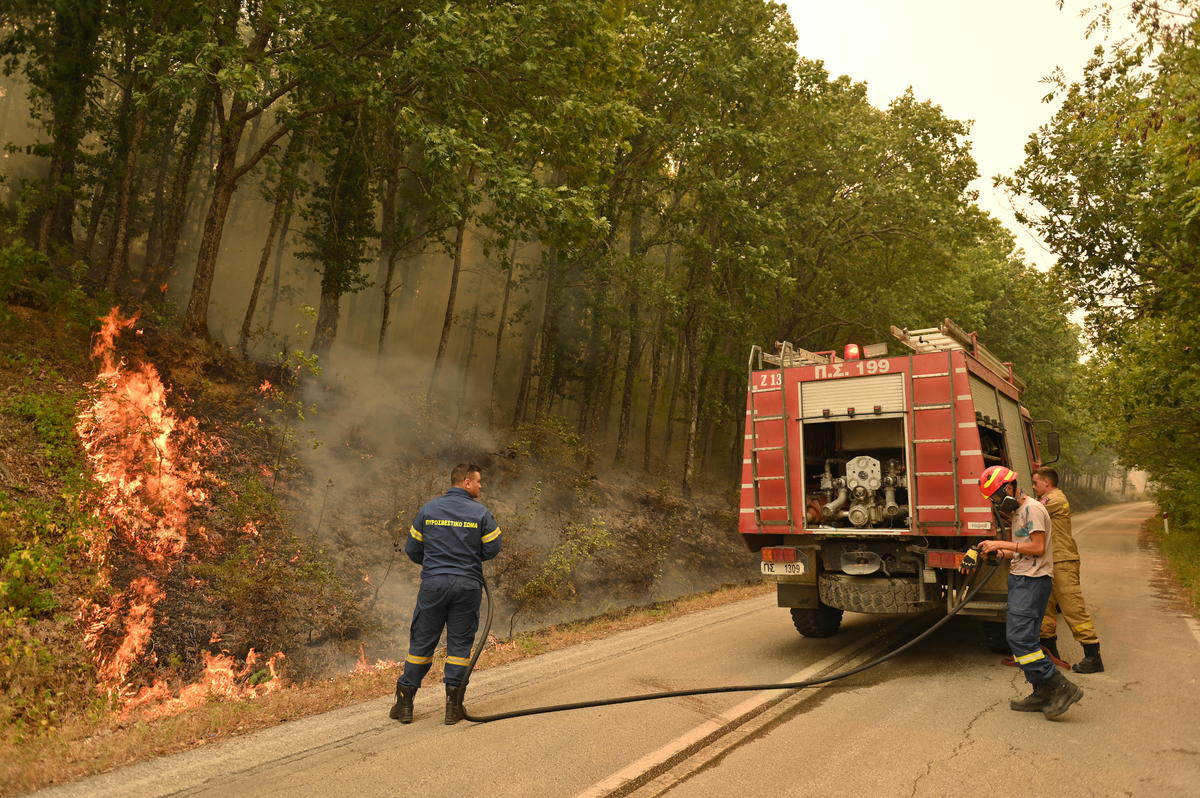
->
[907,349,960,530]
[748,346,793,532]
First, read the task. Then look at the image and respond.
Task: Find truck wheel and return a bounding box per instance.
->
[981,621,1010,654]
[818,573,940,614]
[791,605,843,638]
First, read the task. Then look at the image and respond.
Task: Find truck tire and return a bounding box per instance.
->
[818,573,939,614]
[981,621,1010,654]
[790,604,843,638]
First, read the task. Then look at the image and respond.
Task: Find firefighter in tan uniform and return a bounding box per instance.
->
[1034,466,1104,673]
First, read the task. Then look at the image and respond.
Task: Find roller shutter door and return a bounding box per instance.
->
[800,374,906,419]
[999,396,1033,493]
[970,376,1000,420]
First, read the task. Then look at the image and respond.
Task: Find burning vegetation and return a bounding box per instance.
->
[0,297,750,788]
[74,308,286,718]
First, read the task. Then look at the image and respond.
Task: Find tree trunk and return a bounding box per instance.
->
[239,132,302,352]
[375,171,400,361]
[104,109,146,293]
[180,0,287,338]
[36,0,103,251]
[581,317,615,471]
[376,248,403,361]
[681,332,703,499]
[578,293,606,436]
[489,243,519,427]
[310,270,342,360]
[699,367,726,473]
[143,108,179,283]
[614,212,643,465]
[664,349,681,456]
[147,86,214,299]
[642,326,662,471]
[456,301,481,428]
[513,272,550,427]
[598,324,622,441]
[266,209,292,330]
[428,217,468,404]
[82,166,115,263]
[238,182,287,353]
[534,246,566,420]
[182,96,248,338]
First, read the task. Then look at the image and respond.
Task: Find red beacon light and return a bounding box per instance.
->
[843,343,861,360]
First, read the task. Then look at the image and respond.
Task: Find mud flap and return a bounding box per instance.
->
[777,582,820,608]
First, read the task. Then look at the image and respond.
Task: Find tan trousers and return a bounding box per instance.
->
[1041,559,1100,644]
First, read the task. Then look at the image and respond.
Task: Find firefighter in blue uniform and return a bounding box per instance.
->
[390,463,502,725]
[973,466,1084,720]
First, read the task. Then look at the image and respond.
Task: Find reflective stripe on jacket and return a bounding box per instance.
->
[406,487,501,583]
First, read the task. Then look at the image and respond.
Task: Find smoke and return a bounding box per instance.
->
[0,70,753,668]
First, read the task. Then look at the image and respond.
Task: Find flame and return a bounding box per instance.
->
[125,650,286,721]
[353,643,400,676]
[75,307,285,717]
[76,309,209,565]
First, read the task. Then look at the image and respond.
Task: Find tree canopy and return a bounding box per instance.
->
[1,0,1083,492]
[1004,1,1200,520]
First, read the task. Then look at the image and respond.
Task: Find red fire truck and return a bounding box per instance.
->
[740,319,1058,638]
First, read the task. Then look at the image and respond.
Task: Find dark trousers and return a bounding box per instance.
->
[1007,573,1056,685]
[400,574,482,689]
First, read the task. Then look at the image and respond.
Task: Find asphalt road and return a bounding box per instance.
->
[37,500,1198,798]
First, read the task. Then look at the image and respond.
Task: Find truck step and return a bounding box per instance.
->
[962,600,1007,610]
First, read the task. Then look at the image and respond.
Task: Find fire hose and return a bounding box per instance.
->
[457,554,1001,724]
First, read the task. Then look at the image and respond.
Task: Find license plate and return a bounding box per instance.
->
[761,561,805,576]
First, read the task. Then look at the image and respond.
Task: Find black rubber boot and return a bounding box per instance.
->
[389,683,416,723]
[445,684,464,725]
[1073,642,1104,674]
[1040,636,1071,668]
[1041,671,1084,719]
[1009,680,1053,712]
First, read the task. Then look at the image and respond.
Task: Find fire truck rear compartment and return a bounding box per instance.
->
[803,418,910,530]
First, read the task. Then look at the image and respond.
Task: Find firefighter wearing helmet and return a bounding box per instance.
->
[969,465,1086,719]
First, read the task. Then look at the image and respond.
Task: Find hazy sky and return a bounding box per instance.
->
[783,1,1118,270]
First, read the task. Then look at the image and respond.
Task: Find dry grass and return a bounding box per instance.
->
[1,580,770,796]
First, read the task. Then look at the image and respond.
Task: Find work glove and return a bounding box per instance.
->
[959,545,981,574]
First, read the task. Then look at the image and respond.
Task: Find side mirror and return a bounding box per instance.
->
[1045,430,1060,465]
[1033,421,1060,466]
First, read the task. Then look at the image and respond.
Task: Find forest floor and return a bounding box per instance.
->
[0,298,761,794]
